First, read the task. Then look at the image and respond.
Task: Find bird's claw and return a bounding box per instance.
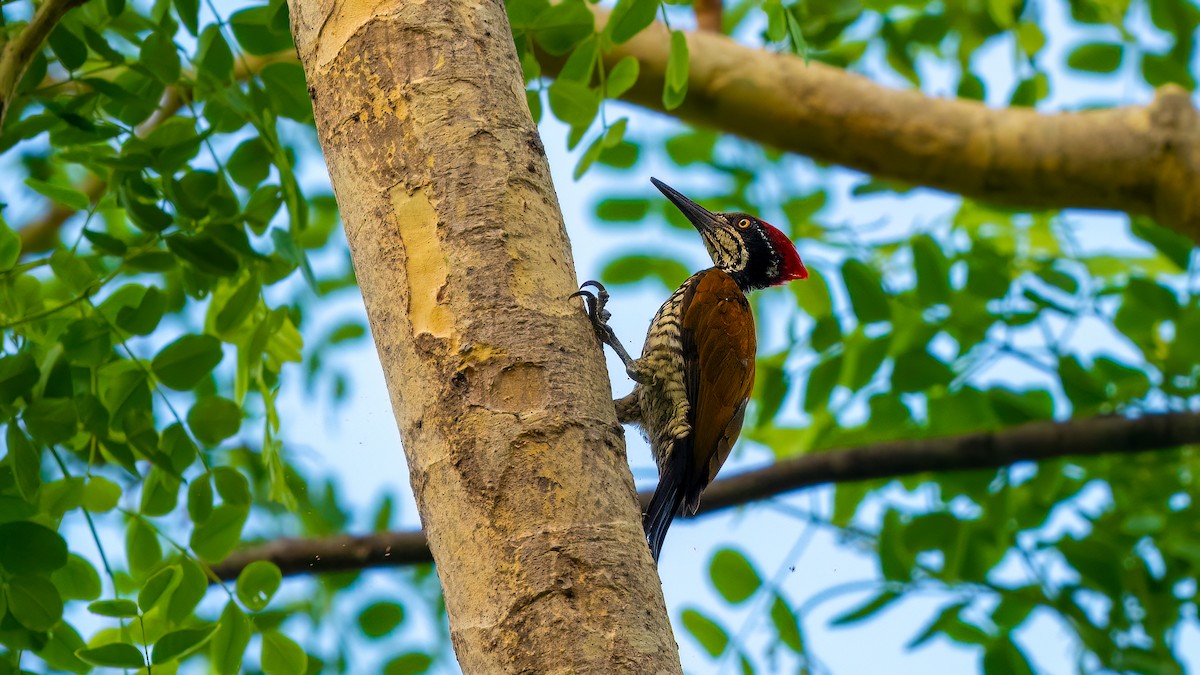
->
[571,280,615,342]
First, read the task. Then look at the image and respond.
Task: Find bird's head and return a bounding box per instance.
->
[652,177,808,291]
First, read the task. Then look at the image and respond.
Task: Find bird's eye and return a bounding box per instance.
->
[737,218,751,229]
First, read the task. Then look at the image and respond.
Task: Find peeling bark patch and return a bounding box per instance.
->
[392,186,453,339]
[489,363,547,413]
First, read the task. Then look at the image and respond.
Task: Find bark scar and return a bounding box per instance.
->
[391,186,453,339]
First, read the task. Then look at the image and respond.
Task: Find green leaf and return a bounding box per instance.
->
[606,0,658,43]
[0,521,68,574]
[841,259,890,324]
[600,254,690,289]
[48,25,87,71]
[175,0,199,35]
[189,504,248,562]
[384,652,434,675]
[230,5,293,56]
[166,233,240,276]
[596,198,650,223]
[1016,22,1046,56]
[532,0,594,55]
[261,630,307,675]
[23,397,78,444]
[804,355,842,412]
[574,132,606,179]
[1066,42,1124,73]
[126,517,162,578]
[152,334,224,391]
[983,637,1034,675]
[39,477,84,518]
[358,601,405,638]
[188,474,214,524]
[558,38,598,83]
[75,643,145,669]
[260,62,313,123]
[228,138,272,188]
[0,353,38,403]
[7,574,64,631]
[140,467,181,516]
[197,25,234,83]
[831,590,901,625]
[1009,73,1049,107]
[665,130,718,165]
[547,79,599,129]
[62,318,111,367]
[681,608,729,657]
[1131,218,1193,270]
[213,467,250,505]
[210,601,251,674]
[88,598,139,618]
[1058,355,1107,411]
[52,554,102,601]
[138,565,180,612]
[188,396,242,446]
[769,595,803,653]
[607,56,640,98]
[0,220,20,270]
[140,30,182,83]
[709,549,761,604]
[878,509,911,581]
[891,347,954,393]
[166,558,208,623]
[117,286,166,336]
[991,593,1036,629]
[82,228,127,256]
[236,561,282,611]
[83,26,124,63]
[663,31,689,110]
[26,178,89,210]
[912,235,951,305]
[6,424,41,499]
[152,624,217,664]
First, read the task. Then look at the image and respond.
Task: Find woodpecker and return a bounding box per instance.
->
[574,177,808,562]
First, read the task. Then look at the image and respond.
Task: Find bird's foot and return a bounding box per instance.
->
[571,280,617,345]
[571,280,651,384]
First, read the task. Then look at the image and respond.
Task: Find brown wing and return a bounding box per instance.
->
[678,268,756,514]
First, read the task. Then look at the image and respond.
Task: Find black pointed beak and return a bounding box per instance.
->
[651,177,721,233]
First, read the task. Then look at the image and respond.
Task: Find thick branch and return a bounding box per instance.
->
[212,411,1200,581]
[0,0,88,128]
[24,15,1200,248]
[553,10,1200,240]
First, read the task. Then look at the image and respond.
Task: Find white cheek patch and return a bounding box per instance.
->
[704,228,747,270]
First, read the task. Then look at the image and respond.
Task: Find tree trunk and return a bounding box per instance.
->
[286,0,683,671]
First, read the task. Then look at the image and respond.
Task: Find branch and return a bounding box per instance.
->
[212,411,1200,581]
[0,0,89,128]
[24,14,1200,247]
[550,9,1200,240]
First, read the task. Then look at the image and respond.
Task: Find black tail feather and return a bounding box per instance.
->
[643,444,689,563]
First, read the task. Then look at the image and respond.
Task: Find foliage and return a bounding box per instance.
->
[0,0,1197,671]
[0,0,440,671]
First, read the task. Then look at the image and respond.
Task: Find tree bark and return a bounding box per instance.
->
[286,0,682,671]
